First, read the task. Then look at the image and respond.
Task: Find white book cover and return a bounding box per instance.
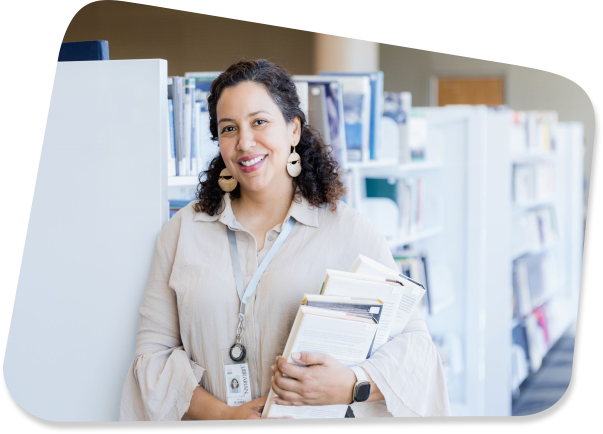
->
[182,78,194,176]
[294,81,309,121]
[349,254,426,336]
[262,306,377,419]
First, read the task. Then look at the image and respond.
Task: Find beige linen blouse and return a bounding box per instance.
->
[118,193,451,420]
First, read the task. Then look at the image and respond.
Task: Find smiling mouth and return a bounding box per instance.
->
[239,155,267,167]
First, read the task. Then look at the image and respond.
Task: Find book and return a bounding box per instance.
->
[191,75,219,173]
[294,81,309,121]
[261,305,378,419]
[58,40,109,62]
[302,294,383,357]
[312,75,370,162]
[167,83,176,177]
[321,72,383,161]
[182,78,194,176]
[393,251,431,315]
[308,85,331,147]
[407,111,427,161]
[293,76,348,167]
[383,92,412,163]
[349,254,426,336]
[170,77,185,176]
[320,269,405,352]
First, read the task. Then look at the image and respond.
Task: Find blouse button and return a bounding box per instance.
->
[268,235,275,242]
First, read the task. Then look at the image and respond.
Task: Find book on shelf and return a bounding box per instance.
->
[293,81,309,120]
[511,323,530,389]
[365,177,425,238]
[348,254,426,337]
[192,75,220,173]
[304,74,370,163]
[512,206,558,256]
[58,40,110,62]
[167,72,313,178]
[167,87,176,177]
[320,72,383,161]
[408,111,428,161]
[513,161,555,205]
[510,111,557,155]
[382,91,412,163]
[261,305,378,419]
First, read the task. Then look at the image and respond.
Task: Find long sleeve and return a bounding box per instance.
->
[355,235,451,417]
[119,218,205,421]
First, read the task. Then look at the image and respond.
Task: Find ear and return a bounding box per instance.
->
[289,116,301,146]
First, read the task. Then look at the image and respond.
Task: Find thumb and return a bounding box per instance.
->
[291,351,328,366]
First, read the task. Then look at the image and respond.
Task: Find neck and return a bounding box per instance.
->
[232,180,295,227]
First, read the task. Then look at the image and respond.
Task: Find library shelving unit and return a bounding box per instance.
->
[348,105,497,416]
[485,108,584,414]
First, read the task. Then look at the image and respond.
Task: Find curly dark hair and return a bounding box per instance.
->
[193,59,346,216]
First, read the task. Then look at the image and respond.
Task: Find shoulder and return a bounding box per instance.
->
[157,200,206,243]
[316,200,381,236]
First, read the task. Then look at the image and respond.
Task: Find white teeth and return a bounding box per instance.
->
[240,155,266,167]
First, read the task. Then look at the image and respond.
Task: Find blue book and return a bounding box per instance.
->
[58,40,109,62]
[321,72,383,160]
[192,76,220,172]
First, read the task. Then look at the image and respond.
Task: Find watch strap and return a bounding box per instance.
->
[350,366,368,384]
[350,366,371,403]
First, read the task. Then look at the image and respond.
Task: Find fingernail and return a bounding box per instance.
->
[292,352,300,360]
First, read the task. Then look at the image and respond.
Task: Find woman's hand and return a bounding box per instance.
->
[222,396,294,420]
[270,352,357,406]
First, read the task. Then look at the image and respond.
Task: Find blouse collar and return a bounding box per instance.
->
[193,193,319,229]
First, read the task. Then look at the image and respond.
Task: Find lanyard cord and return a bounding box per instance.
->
[226,218,296,343]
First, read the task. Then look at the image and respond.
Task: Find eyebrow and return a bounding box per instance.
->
[218,110,271,124]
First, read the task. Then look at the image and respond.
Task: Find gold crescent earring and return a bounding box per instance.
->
[287,145,302,177]
[218,167,238,192]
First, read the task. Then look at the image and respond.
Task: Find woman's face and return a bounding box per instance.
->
[232,379,239,388]
[217,81,300,196]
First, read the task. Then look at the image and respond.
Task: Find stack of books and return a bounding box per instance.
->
[262,254,426,419]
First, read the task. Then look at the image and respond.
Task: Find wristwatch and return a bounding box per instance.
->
[350,366,371,403]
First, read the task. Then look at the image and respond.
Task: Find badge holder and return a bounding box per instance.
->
[221,348,260,406]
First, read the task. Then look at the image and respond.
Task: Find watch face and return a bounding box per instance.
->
[355,382,371,402]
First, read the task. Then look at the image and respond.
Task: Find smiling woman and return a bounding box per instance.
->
[118,59,450,421]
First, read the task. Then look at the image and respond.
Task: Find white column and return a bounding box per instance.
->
[314,33,379,73]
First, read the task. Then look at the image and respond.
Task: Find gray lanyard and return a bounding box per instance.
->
[226,217,296,361]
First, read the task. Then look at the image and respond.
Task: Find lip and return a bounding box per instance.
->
[238,154,268,173]
[238,154,267,163]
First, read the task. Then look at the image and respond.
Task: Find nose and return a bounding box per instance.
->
[237,124,256,152]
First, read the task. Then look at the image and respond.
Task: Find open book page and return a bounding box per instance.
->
[352,255,426,336]
[264,311,378,419]
[321,274,402,354]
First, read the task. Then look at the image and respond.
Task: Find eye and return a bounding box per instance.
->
[221,125,236,134]
[253,119,267,126]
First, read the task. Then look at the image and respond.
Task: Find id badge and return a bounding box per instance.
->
[221,347,259,407]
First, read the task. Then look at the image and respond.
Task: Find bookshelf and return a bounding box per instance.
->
[348,105,494,416]
[485,109,583,413]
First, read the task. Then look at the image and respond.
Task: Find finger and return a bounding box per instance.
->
[273,366,304,395]
[276,356,308,380]
[271,378,304,404]
[291,351,329,366]
[270,397,304,407]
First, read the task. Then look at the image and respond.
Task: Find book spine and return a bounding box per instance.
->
[172,77,183,177]
[168,99,176,177]
[183,78,194,176]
